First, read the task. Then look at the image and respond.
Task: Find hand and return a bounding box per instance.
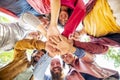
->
[81,52,96,63]
[38,16,50,28]
[69,31,80,41]
[69,29,86,41]
[27,31,42,40]
[45,41,60,57]
[49,35,75,55]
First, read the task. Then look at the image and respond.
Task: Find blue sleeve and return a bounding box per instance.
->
[33,53,52,80]
[74,48,85,58]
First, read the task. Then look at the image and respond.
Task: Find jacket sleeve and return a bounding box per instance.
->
[0,39,45,80]
[73,41,108,54]
[66,69,85,80]
[14,39,45,59]
[62,0,86,37]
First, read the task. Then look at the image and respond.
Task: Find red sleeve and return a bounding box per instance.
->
[74,41,108,54]
[62,0,86,37]
[0,7,18,18]
[27,0,50,14]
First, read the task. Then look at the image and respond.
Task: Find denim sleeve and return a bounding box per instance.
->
[74,48,85,58]
[33,53,52,80]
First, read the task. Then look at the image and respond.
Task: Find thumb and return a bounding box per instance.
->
[68,33,74,40]
[59,35,67,41]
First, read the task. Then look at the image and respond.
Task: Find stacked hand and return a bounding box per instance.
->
[45,40,61,58]
[45,24,76,57]
[46,35,75,56]
[69,29,86,41]
[69,31,80,41]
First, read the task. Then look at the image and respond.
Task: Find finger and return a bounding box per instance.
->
[49,36,60,44]
[55,49,61,55]
[47,41,57,48]
[58,35,66,41]
[52,36,60,42]
[68,33,74,40]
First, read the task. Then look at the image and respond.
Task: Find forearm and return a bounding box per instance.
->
[50,0,60,26]
[0,57,29,80]
[14,39,45,59]
[19,12,47,36]
[15,39,45,50]
[62,0,86,37]
[37,24,47,37]
[74,41,108,54]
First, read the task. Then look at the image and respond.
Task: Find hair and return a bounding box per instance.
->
[31,49,46,66]
[58,8,72,27]
[32,49,46,55]
[32,50,38,53]
[40,49,47,54]
[50,68,64,80]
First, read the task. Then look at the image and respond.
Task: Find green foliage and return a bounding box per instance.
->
[0,50,33,68]
[0,50,14,68]
[105,47,120,68]
[0,16,10,23]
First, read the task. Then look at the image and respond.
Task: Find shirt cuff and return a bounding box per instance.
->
[74,48,85,58]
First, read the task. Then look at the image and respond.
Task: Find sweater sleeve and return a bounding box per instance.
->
[62,0,86,37]
[0,39,45,79]
[14,39,45,59]
[73,41,108,54]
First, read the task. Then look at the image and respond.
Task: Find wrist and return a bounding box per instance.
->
[50,22,57,27]
[69,46,76,54]
[74,48,85,58]
[37,25,47,37]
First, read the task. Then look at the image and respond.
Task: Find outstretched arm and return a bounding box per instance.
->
[19,12,47,37]
[0,39,45,80]
[47,0,61,38]
[50,0,60,26]
[62,0,86,37]
[74,41,108,54]
[14,39,45,60]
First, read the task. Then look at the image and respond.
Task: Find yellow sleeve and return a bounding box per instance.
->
[84,0,120,37]
[0,39,45,79]
[14,39,45,59]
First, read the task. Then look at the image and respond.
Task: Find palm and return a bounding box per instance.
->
[45,41,60,57]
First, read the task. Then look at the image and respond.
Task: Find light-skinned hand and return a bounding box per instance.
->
[49,35,76,55]
[45,41,60,58]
